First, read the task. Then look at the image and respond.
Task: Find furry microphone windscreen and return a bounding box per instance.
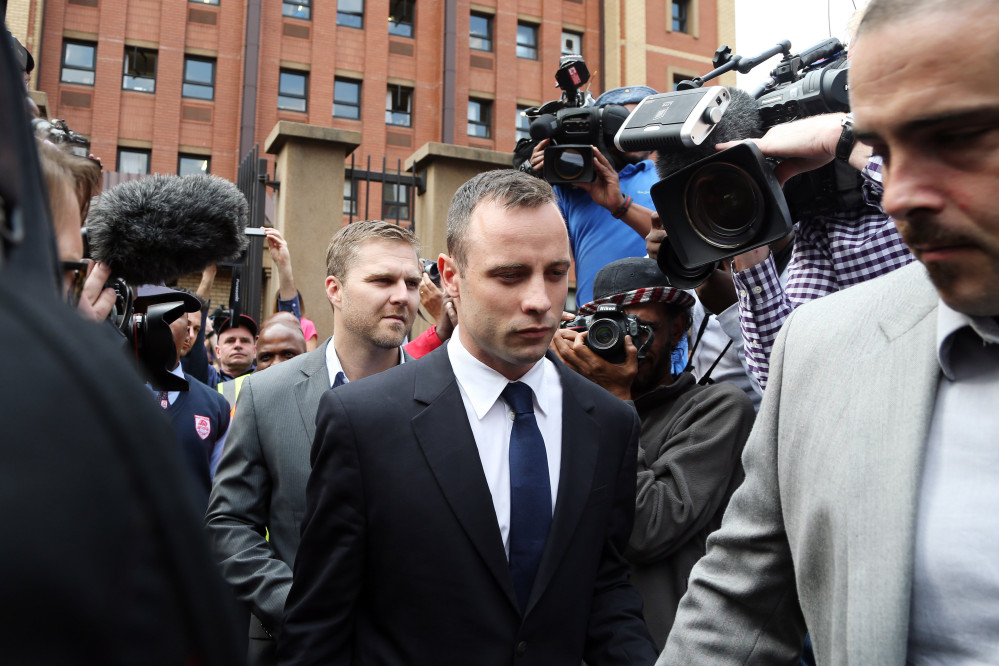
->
[655,87,766,179]
[88,174,249,285]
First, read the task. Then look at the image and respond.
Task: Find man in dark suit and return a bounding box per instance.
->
[278,170,658,666]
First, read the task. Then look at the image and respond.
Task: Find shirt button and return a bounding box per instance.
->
[509,411,516,421]
[740,289,748,298]
[752,286,762,294]
[516,641,528,656]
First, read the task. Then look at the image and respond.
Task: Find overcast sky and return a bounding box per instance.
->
[733,0,870,92]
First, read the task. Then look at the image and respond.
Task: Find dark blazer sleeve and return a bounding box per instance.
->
[584,405,660,666]
[277,388,364,666]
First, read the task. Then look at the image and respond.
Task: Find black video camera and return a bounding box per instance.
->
[519,56,630,185]
[562,303,655,364]
[614,38,851,288]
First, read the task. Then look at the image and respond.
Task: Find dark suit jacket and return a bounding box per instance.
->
[278,345,657,666]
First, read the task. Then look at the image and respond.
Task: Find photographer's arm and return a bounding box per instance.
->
[577,148,654,239]
[265,227,298,303]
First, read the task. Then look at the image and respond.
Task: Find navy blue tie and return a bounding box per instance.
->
[332,371,346,388]
[502,381,552,613]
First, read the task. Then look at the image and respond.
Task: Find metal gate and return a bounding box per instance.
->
[344,154,424,227]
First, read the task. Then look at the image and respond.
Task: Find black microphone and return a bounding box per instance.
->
[87,174,249,285]
[529,114,559,141]
[654,87,765,179]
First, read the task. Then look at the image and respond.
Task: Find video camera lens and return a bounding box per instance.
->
[685,162,766,249]
[553,148,587,181]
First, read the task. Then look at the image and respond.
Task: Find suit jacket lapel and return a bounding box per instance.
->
[410,347,519,611]
[294,339,332,445]
[846,268,939,663]
[527,354,599,615]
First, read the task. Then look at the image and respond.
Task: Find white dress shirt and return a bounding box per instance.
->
[447,328,563,556]
[908,303,999,664]
[324,335,406,388]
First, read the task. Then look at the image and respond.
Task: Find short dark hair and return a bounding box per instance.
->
[856,0,988,37]
[446,170,558,270]
[325,219,420,280]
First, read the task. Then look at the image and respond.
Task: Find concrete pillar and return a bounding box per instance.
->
[405,142,511,336]
[265,121,361,342]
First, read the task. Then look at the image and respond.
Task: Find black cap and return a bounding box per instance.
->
[216,313,259,337]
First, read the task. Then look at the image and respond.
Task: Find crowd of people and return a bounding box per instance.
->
[3,0,997,662]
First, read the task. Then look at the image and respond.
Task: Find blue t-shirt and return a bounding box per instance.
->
[556,159,659,308]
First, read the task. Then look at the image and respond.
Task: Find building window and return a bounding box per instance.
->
[561,30,582,55]
[182,57,215,100]
[278,70,308,112]
[178,154,210,176]
[469,13,492,52]
[333,78,361,119]
[382,183,410,221]
[122,46,157,93]
[283,0,311,19]
[61,40,96,86]
[388,0,414,37]
[516,106,532,142]
[337,0,364,28]
[343,180,357,215]
[516,23,538,60]
[117,148,151,175]
[467,98,491,138]
[189,0,219,5]
[386,84,413,126]
[672,0,689,33]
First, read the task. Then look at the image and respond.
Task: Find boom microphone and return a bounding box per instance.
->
[88,174,249,285]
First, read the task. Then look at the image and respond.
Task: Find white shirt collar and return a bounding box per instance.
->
[324,335,406,388]
[446,325,552,420]
[936,301,999,380]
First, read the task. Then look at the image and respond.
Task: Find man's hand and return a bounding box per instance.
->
[716,112,867,186]
[574,147,623,210]
[435,295,458,343]
[196,263,217,303]
[264,227,297,300]
[646,212,666,260]
[529,138,550,173]
[550,328,637,401]
[696,259,738,315]
[76,261,116,323]
[419,273,443,321]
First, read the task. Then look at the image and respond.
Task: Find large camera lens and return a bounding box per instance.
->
[553,148,587,181]
[685,162,766,249]
[587,318,621,351]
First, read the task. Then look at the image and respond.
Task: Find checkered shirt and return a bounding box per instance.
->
[734,158,916,389]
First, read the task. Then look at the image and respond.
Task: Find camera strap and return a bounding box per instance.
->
[684,312,734,385]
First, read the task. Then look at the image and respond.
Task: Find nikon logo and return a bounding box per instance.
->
[652,101,673,121]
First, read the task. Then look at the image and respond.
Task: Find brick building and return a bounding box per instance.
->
[11,0,733,225]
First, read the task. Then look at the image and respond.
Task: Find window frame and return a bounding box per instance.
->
[122,46,158,93]
[182,56,216,101]
[333,77,362,120]
[60,40,97,86]
[516,106,532,142]
[178,154,211,176]
[343,179,358,215]
[388,0,415,37]
[385,83,413,127]
[117,147,151,175]
[282,0,311,20]
[381,182,411,221]
[278,69,309,113]
[467,98,492,139]
[189,0,219,5]
[469,12,493,52]
[516,22,539,60]
[561,30,583,56]
[337,0,364,28]
[672,0,689,33]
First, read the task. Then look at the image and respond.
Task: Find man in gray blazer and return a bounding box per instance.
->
[660,0,999,663]
[206,220,422,665]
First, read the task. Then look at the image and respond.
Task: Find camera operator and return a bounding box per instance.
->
[550,257,755,646]
[530,86,661,307]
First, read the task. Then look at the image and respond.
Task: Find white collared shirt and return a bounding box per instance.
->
[324,335,407,388]
[447,327,563,557]
[908,302,999,664]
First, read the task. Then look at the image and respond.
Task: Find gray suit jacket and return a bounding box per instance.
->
[206,339,332,641]
[659,261,941,665]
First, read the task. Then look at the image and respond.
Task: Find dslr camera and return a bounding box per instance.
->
[614,38,851,288]
[519,55,630,185]
[562,304,655,365]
